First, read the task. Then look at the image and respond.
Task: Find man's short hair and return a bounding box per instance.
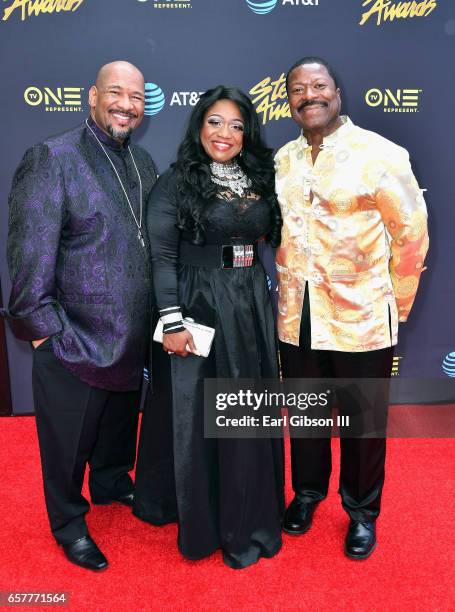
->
[286,56,339,91]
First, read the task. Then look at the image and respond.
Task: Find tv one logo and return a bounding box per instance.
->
[137,0,193,8]
[391,356,402,377]
[365,88,422,113]
[245,0,319,15]
[24,86,84,112]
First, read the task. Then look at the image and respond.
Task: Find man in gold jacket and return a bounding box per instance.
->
[275,56,429,559]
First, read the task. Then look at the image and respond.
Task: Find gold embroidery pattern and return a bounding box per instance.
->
[275,116,429,351]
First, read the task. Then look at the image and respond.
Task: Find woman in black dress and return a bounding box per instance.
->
[133,86,284,569]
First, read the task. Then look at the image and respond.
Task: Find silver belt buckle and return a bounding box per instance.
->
[233,244,254,268]
[233,245,245,268]
[221,244,254,268]
[245,245,254,267]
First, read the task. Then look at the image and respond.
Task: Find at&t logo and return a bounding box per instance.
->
[442,352,455,378]
[282,0,319,4]
[246,0,277,14]
[170,91,204,106]
[144,83,165,116]
[245,0,318,14]
[365,88,422,113]
[24,86,84,112]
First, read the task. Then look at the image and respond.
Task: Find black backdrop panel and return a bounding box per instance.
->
[1,0,454,413]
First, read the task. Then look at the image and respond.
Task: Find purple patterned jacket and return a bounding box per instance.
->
[2,119,157,391]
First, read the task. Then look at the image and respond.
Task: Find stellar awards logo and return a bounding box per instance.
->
[2,0,86,22]
[359,0,437,26]
[365,88,422,113]
[24,86,84,112]
[249,73,290,125]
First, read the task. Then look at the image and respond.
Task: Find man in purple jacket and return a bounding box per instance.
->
[2,61,157,571]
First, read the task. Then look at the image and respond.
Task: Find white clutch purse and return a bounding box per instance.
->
[153,317,215,358]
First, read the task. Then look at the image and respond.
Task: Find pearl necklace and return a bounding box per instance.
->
[210,160,252,198]
[85,119,145,247]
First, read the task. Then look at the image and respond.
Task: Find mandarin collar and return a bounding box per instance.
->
[297,115,352,150]
[86,115,130,152]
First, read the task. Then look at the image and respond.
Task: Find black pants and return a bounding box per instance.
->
[32,340,140,545]
[279,291,394,522]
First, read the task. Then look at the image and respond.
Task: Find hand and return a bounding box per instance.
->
[163,330,198,358]
[32,337,49,349]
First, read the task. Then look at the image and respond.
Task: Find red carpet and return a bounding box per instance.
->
[0,416,454,611]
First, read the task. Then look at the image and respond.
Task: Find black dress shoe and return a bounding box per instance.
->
[283,497,318,535]
[92,491,134,507]
[62,536,108,571]
[344,521,377,559]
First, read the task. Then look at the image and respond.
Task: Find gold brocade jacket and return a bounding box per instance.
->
[274,116,429,352]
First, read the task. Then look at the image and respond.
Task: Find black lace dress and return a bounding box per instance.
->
[133,168,284,569]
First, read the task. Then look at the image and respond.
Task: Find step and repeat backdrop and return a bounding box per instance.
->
[1,0,454,413]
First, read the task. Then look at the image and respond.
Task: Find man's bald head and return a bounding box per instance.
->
[95,61,144,90]
[88,61,145,142]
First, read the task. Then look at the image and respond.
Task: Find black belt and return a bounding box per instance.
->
[179,241,258,269]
